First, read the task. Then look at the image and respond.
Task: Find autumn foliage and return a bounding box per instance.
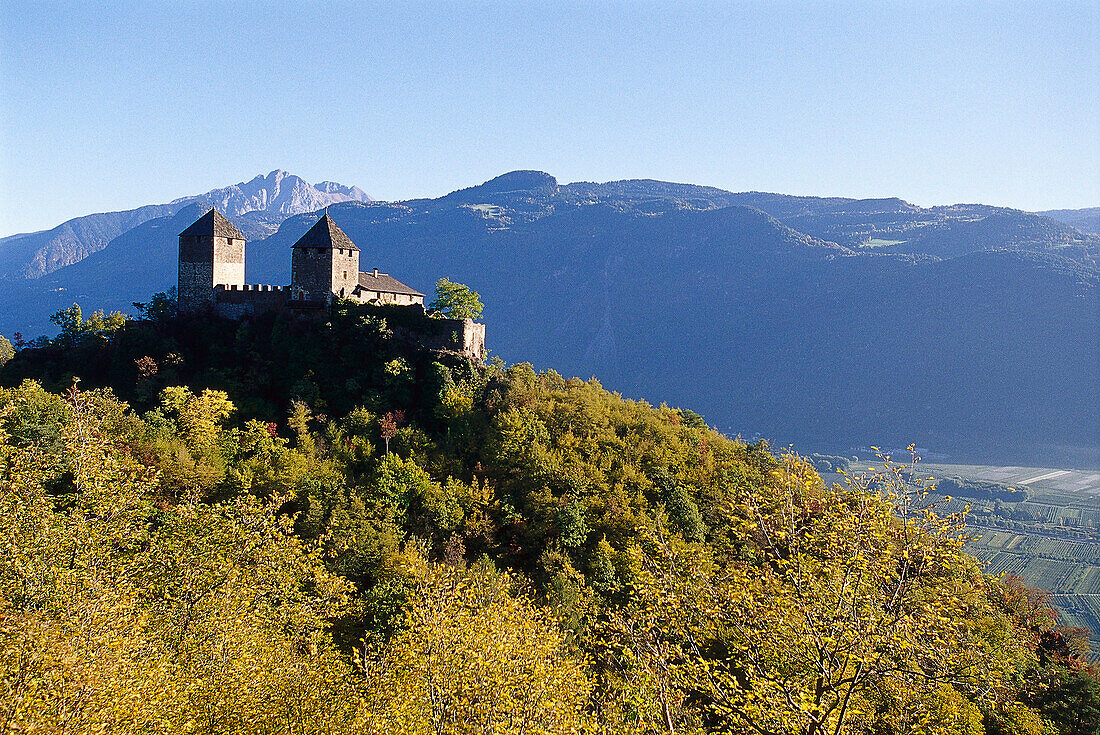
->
[1,307,1097,734]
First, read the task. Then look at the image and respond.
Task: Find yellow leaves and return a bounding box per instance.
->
[364,558,593,735]
[0,366,1064,734]
[0,383,366,735]
[588,448,1016,735]
[157,385,236,449]
[1,594,180,735]
[439,383,475,417]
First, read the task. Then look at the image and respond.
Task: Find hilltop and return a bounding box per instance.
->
[2,304,1096,733]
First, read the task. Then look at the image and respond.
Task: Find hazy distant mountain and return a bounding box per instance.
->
[1039,207,1100,236]
[715,197,1099,268]
[3,171,1096,466]
[0,170,370,281]
[0,204,209,343]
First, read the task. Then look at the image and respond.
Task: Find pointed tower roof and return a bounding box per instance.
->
[292,213,359,251]
[179,208,246,240]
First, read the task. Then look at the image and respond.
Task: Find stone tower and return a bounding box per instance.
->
[178,208,246,312]
[290,213,360,303]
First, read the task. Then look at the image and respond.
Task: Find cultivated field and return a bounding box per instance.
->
[927,462,1100,654]
[835,459,1100,654]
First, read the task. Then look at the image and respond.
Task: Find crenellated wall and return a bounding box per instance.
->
[213,284,291,317]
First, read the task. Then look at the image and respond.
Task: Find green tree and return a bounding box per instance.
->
[428,278,483,320]
[654,469,706,543]
[557,496,591,548]
[131,287,178,321]
[49,303,126,345]
[145,386,236,499]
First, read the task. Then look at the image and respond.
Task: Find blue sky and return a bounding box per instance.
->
[1,1,1097,235]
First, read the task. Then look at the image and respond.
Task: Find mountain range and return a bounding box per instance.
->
[0,170,371,281]
[2,170,1097,466]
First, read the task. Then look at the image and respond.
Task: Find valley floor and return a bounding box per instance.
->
[842,460,1100,657]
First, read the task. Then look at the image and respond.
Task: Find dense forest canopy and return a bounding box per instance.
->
[1,300,1097,734]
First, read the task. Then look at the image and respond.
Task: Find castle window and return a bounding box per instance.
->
[343,271,347,279]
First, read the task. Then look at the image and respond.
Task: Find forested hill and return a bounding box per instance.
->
[1,303,1097,733]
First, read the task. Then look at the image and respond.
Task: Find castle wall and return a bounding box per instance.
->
[213,284,291,317]
[212,236,245,288]
[179,235,212,312]
[388,292,423,306]
[179,234,212,263]
[461,320,487,359]
[292,247,335,302]
[290,245,360,302]
[351,289,423,306]
[414,318,486,359]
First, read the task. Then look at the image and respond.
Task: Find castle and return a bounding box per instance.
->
[177,208,485,358]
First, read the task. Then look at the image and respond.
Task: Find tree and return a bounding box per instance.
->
[49,303,126,345]
[363,552,593,734]
[380,410,404,454]
[428,278,483,320]
[0,334,12,367]
[654,469,706,543]
[0,344,1073,733]
[596,452,1018,735]
[146,386,236,499]
[131,287,178,321]
[0,381,366,735]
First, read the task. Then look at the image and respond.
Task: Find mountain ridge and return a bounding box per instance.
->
[0,170,371,281]
[170,169,372,218]
[1040,206,1100,236]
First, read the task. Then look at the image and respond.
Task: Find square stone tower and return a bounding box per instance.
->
[290,213,360,303]
[178,208,246,312]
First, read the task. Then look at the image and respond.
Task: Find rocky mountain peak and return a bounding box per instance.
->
[173,170,372,218]
[315,181,374,202]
